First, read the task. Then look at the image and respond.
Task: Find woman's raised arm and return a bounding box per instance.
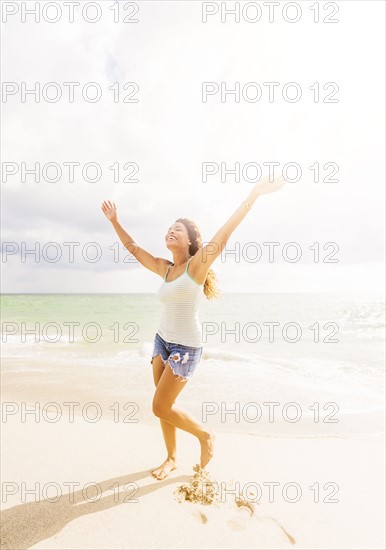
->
[101,200,167,276]
[194,174,286,269]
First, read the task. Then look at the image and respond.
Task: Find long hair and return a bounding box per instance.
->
[175,218,221,300]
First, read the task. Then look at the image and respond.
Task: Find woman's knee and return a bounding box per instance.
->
[152,398,170,418]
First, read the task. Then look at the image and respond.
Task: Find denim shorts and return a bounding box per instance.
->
[150,332,203,381]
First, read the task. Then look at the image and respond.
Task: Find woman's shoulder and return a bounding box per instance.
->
[188,252,209,286]
[155,257,173,278]
[158,257,173,266]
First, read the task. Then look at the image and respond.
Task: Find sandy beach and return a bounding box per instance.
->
[2,0,385,545]
[1,400,384,550]
[1,292,384,549]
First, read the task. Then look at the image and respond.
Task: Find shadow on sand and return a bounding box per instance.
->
[1,468,191,550]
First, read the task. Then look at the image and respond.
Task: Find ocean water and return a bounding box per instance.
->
[1,293,384,437]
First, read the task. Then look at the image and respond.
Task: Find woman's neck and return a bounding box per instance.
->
[171,254,191,268]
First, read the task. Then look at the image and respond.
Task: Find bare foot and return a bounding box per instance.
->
[150,458,177,480]
[199,430,216,469]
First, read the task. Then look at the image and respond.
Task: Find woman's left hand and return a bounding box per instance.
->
[252,174,286,199]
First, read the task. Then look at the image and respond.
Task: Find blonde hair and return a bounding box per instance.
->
[175,217,221,300]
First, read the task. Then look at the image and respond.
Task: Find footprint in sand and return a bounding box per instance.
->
[184,503,209,525]
[190,504,221,525]
[197,511,208,524]
[226,507,252,531]
[191,503,251,531]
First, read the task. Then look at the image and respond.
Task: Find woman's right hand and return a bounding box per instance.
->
[101,200,118,222]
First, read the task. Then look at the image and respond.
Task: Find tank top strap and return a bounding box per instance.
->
[164,262,173,281]
[185,257,193,272]
[164,258,192,281]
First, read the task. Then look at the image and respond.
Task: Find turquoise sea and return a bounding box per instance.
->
[1,293,384,437]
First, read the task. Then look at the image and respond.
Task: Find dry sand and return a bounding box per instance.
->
[1,402,384,550]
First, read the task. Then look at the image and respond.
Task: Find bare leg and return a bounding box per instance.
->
[152,361,215,469]
[150,355,178,480]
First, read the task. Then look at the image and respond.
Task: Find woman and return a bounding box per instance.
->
[101,174,285,480]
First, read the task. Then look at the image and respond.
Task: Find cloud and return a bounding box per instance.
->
[1,1,384,292]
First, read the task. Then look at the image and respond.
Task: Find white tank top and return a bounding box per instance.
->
[157,257,204,347]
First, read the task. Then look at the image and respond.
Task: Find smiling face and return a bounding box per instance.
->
[165,221,190,251]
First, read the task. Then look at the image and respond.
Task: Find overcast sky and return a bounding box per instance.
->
[1,1,384,293]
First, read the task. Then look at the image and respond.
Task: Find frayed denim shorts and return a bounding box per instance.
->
[150,332,203,381]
